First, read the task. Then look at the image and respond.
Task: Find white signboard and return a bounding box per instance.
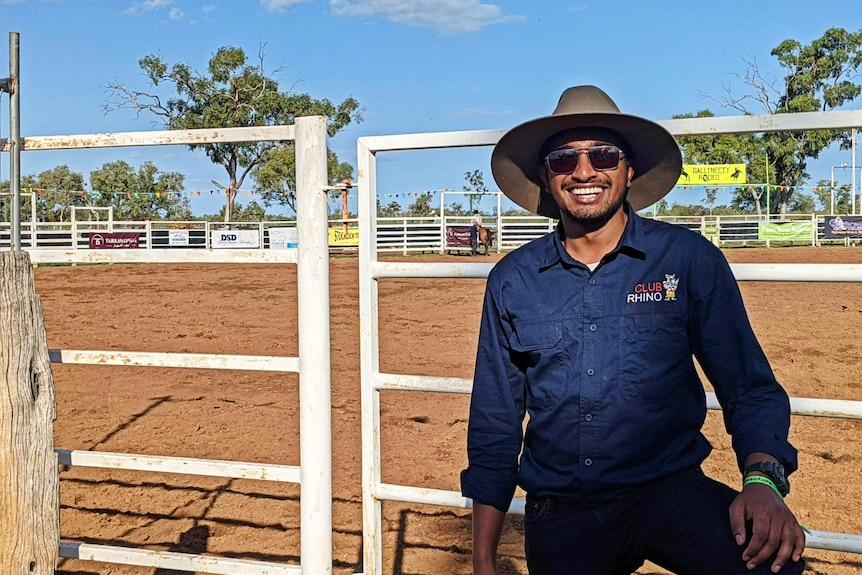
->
[168,229,190,246]
[268,227,298,249]
[210,229,260,248]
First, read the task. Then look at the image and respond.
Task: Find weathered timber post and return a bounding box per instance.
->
[0,251,58,574]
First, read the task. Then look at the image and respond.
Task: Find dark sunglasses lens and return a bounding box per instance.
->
[589,146,621,170]
[547,146,621,173]
[547,150,580,173]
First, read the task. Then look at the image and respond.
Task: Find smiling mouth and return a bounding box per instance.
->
[567,186,604,197]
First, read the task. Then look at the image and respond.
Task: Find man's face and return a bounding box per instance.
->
[537,128,634,226]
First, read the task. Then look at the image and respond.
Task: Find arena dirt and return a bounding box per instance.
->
[32,246,861,575]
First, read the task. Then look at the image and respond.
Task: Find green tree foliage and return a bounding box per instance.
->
[405,194,436,217]
[463,169,489,212]
[447,202,467,216]
[255,148,355,214]
[89,160,192,220]
[105,45,362,220]
[711,27,862,215]
[674,109,768,215]
[17,165,88,222]
[812,178,853,213]
[233,200,268,221]
[377,200,403,218]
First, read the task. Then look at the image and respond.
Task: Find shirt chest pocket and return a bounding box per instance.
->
[618,313,691,402]
[511,320,569,408]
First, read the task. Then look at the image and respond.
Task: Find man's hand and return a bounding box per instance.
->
[729,483,805,572]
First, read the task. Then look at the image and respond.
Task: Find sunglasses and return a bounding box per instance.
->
[544,145,626,174]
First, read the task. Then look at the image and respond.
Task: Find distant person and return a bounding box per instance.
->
[461,85,805,575]
[470,210,483,255]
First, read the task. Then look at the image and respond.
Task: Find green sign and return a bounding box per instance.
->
[758,222,813,240]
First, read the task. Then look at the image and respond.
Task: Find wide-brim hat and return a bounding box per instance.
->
[491,85,682,218]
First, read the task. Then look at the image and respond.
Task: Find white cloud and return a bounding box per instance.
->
[168,6,185,19]
[202,4,216,13]
[122,0,175,16]
[260,0,315,12]
[329,0,523,34]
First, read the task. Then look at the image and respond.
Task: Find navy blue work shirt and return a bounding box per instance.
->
[460,207,797,512]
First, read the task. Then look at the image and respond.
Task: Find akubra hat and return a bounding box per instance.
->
[490,85,682,218]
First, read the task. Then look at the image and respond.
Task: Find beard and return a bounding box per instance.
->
[559,187,629,228]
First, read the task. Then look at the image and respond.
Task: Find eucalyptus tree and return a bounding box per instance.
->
[707,27,862,215]
[18,165,88,222]
[89,160,191,220]
[463,169,489,212]
[105,45,362,221]
[674,109,768,215]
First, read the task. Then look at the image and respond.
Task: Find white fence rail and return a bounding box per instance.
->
[2,211,858,255]
[357,111,862,574]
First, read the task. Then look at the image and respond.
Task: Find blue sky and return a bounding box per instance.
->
[2,0,861,217]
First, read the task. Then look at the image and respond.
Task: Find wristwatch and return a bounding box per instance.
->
[744,461,790,497]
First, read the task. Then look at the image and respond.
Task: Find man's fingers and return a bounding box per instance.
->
[792,522,806,562]
[728,503,748,546]
[742,514,776,567]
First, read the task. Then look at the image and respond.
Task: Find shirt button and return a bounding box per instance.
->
[589,324,597,332]
[586,368,595,376]
[588,278,596,285]
[585,458,593,466]
[585,414,593,422]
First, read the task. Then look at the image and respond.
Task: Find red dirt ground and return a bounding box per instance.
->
[30,246,861,575]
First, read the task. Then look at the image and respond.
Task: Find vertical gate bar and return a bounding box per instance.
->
[295,116,333,575]
[358,138,383,575]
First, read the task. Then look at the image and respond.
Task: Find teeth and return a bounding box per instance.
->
[569,187,603,196]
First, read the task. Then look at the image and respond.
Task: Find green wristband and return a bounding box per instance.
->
[743,474,784,499]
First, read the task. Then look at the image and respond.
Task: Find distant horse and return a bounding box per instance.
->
[471,225,494,256]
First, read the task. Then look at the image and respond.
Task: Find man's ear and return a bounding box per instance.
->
[537,165,549,192]
[626,164,635,187]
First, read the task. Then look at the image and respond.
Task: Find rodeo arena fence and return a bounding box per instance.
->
[2,206,861,254]
[0,49,861,575]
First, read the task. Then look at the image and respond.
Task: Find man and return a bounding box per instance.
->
[470,209,484,256]
[461,86,805,575]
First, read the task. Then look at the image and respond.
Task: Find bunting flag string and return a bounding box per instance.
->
[674,184,855,192]
[20,187,448,199]
[21,187,291,198]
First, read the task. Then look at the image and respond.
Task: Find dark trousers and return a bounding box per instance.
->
[470,225,478,245]
[524,468,805,575]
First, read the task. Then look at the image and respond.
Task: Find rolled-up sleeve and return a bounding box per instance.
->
[460,274,527,512]
[689,251,798,474]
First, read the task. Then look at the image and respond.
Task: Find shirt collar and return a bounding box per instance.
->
[537,202,647,271]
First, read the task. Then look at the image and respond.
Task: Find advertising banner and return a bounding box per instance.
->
[446,226,472,247]
[823,215,862,239]
[758,221,813,240]
[210,229,260,248]
[168,229,190,246]
[269,227,298,249]
[89,232,140,249]
[677,164,746,185]
[328,227,359,247]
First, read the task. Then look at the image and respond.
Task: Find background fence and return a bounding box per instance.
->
[1,211,858,254]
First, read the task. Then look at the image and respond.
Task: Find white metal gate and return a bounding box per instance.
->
[20,117,332,575]
[356,113,862,574]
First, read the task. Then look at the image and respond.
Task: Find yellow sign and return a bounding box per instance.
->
[328,227,359,247]
[677,164,746,185]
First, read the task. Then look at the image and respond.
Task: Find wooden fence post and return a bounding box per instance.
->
[0,251,58,574]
